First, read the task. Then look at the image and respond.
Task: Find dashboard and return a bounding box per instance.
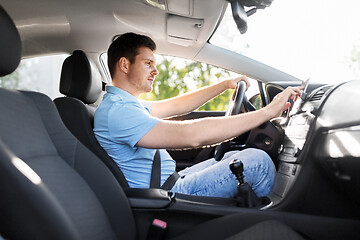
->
[265,80,360,217]
[169,80,360,217]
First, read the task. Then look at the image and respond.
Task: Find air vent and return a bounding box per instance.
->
[309,85,333,102]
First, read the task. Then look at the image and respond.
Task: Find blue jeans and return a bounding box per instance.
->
[171,148,275,198]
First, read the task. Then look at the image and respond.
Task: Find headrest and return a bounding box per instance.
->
[60,50,102,104]
[0,6,22,77]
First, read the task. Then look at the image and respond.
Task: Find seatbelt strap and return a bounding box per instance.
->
[150,150,180,190]
[150,150,161,188]
[161,171,180,190]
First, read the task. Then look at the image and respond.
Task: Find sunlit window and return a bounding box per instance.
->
[0,54,69,99]
[211,0,360,84]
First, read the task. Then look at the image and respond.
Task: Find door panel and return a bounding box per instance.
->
[167,111,225,170]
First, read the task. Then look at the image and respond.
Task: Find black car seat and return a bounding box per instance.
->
[1,5,360,240]
[53,51,130,190]
[0,7,135,239]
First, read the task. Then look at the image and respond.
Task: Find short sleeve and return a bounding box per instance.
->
[140,100,153,112]
[107,101,159,147]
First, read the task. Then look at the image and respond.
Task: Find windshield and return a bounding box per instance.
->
[211,0,360,85]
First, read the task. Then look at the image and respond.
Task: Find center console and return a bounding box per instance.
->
[269,84,334,206]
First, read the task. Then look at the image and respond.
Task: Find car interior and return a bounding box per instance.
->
[1,0,360,239]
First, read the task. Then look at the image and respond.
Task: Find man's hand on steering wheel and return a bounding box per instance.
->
[214,76,253,161]
[226,75,250,91]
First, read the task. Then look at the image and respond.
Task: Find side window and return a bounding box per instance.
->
[249,94,263,110]
[99,53,259,111]
[144,55,259,111]
[0,54,69,99]
[99,52,111,84]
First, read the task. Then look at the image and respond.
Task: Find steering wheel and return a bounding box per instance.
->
[214,81,255,161]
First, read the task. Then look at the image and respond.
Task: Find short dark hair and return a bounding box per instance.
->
[107,32,156,78]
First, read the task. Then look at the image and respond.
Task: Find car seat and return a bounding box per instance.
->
[54,50,130,190]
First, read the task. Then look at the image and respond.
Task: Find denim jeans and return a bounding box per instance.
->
[171,148,275,198]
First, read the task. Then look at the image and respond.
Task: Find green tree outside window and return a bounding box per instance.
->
[140,56,234,111]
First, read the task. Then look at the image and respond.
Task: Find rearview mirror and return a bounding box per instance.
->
[229,0,248,34]
[228,0,274,34]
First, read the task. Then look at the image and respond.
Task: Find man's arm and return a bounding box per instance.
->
[150,76,249,119]
[137,87,302,149]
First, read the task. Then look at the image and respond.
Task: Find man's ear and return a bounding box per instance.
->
[118,57,130,73]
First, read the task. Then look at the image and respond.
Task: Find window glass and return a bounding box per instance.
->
[100,53,258,111]
[0,54,68,99]
[210,0,360,85]
[99,52,111,84]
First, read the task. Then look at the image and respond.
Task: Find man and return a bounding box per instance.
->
[94,32,302,198]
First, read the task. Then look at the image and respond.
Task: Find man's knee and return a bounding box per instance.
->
[242,148,275,196]
[223,148,274,172]
[243,148,271,160]
[242,148,274,169]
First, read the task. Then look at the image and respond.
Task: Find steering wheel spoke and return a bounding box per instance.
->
[214,81,249,161]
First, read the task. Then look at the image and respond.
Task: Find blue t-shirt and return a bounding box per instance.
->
[94,86,176,188]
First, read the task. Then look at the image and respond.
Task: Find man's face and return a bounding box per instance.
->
[127,46,158,95]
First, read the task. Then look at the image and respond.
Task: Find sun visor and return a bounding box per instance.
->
[167,15,203,47]
[144,0,194,16]
[166,0,193,16]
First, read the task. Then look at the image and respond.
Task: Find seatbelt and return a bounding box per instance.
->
[150,150,180,190]
[150,150,161,188]
[161,171,180,190]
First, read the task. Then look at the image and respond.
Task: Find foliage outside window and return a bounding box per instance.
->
[140,55,236,111]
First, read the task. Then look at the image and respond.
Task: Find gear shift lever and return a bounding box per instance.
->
[229,159,262,208]
[229,159,245,184]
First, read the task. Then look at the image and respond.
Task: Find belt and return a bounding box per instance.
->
[161,171,180,190]
[150,150,180,190]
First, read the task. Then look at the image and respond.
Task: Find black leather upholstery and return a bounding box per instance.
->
[0,6,21,76]
[54,51,130,190]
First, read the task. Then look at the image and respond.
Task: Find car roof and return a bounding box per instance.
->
[1,0,301,83]
[1,0,227,59]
